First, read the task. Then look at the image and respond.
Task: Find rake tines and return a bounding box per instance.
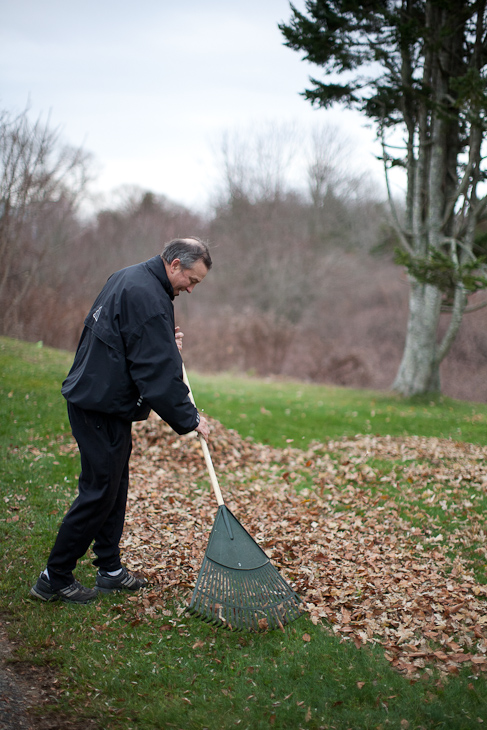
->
[187,506,303,632]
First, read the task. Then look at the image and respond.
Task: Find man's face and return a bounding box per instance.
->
[167,258,208,296]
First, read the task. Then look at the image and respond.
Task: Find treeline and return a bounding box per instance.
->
[2,108,486,402]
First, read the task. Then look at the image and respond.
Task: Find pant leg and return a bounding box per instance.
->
[47,403,132,590]
[92,438,131,571]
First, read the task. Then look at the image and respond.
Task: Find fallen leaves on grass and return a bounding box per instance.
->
[119,414,487,676]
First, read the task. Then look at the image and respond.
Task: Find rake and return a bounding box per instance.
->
[182,365,302,632]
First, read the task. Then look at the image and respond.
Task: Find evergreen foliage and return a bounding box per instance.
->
[280,0,487,394]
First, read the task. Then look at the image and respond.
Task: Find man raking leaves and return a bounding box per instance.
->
[31,238,211,604]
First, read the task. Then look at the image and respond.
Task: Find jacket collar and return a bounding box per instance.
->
[146,255,174,300]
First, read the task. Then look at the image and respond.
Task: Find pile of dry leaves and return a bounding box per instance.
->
[121,413,487,677]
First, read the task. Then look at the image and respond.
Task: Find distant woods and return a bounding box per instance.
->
[1,108,486,402]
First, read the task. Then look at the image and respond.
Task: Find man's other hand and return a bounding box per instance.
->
[195,415,210,441]
[175,326,184,352]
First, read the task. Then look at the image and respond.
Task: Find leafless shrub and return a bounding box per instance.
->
[0,107,92,335]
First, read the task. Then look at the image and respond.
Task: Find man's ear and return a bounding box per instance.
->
[170,258,181,272]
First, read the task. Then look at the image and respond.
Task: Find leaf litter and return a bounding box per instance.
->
[118,414,487,677]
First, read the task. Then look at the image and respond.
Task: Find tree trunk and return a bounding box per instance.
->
[392,279,442,396]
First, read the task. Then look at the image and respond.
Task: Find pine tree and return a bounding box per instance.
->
[280,0,487,395]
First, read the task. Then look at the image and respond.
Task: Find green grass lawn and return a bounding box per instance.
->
[1,336,487,730]
[188,371,487,447]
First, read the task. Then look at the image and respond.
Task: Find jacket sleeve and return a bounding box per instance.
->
[125,312,199,434]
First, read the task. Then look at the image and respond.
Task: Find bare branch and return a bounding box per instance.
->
[381,129,414,255]
[0,107,93,330]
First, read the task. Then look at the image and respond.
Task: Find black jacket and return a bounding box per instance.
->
[62,256,199,434]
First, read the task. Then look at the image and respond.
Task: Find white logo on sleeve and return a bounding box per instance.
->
[93,306,102,322]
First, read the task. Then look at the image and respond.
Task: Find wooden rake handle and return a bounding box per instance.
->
[182,363,224,507]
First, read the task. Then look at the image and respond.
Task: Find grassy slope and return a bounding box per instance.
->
[188,371,487,447]
[1,337,487,730]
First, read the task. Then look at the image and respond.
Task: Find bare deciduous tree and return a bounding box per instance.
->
[0,107,92,334]
[306,123,385,251]
[217,121,299,205]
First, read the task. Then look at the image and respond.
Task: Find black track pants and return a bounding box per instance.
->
[47,403,132,590]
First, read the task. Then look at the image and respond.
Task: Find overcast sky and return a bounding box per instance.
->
[1,0,387,211]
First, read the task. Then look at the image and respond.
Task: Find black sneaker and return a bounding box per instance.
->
[95,566,147,593]
[30,573,97,604]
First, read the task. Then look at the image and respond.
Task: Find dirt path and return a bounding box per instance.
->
[0,625,99,730]
[0,630,33,730]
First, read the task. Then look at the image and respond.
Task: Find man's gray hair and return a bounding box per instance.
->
[161,237,212,270]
